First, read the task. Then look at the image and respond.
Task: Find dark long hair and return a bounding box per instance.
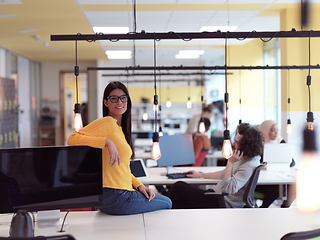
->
[237,123,263,158]
[102,81,135,159]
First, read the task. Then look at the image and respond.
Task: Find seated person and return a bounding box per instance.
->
[192,118,211,160]
[255,120,295,208]
[165,123,263,208]
[186,103,215,135]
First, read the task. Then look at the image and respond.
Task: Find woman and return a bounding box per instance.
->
[192,118,211,160]
[166,123,263,209]
[68,81,172,215]
[255,120,294,208]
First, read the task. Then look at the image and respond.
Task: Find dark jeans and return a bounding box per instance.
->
[166,181,220,209]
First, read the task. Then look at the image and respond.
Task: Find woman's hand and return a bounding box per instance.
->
[105,139,120,166]
[137,185,155,201]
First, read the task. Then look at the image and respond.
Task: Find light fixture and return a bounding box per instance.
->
[150,39,161,161]
[166,86,171,108]
[222,34,233,159]
[175,50,205,59]
[306,31,314,131]
[142,112,148,121]
[199,26,238,32]
[72,40,83,132]
[198,79,205,133]
[296,127,320,212]
[286,69,292,134]
[199,118,205,133]
[105,50,132,59]
[186,79,192,109]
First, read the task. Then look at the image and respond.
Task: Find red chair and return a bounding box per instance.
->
[193,150,209,167]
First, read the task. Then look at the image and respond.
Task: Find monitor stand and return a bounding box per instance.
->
[167,166,173,175]
[37,210,68,231]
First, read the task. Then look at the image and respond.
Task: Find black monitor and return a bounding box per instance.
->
[0,145,103,214]
[211,136,224,150]
[158,134,195,173]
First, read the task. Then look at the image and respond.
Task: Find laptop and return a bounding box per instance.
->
[263,143,292,165]
[130,158,148,179]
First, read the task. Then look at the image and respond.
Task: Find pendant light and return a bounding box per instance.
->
[142,106,148,121]
[306,32,314,131]
[222,35,233,159]
[198,79,205,133]
[286,69,292,134]
[72,40,83,132]
[150,39,161,161]
[166,85,171,108]
[158,74,163,137]
[238,70,242,124]
[296,127,320,212]
[186,79,192,109]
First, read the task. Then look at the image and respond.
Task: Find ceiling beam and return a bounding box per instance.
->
[51,29,320,41]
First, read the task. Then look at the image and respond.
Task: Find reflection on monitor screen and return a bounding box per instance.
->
[0,146,103,214]
[158,134,195,168]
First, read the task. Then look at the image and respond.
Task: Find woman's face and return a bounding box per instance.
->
[104,88,128,119]
[269,124,278,141]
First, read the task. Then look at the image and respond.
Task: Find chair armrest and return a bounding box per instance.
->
[204,191,229,208]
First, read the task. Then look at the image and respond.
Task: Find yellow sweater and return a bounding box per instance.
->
[67,116,143,191]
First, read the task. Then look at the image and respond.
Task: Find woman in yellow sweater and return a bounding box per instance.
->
[68,81,172,215]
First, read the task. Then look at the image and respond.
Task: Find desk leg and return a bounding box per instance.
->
[279,184,288,204]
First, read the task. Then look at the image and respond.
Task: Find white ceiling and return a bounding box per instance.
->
[0,0,318,64]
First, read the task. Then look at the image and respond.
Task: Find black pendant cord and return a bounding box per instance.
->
[153,38,158,132]
[224,35,229,131]
[239,69,242,124]
[308,31,311,113]
[287,69,291,120]
[75,40,79,104]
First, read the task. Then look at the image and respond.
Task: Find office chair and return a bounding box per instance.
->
[0,235,75,240]
[243,164,265,208]
[204,164,265,208]
[193,149,209,167]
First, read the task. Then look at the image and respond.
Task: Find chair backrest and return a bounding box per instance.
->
[243,164,265,208]
[193,149,209,167]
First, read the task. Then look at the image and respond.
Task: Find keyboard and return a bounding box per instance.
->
[166,172,189,179]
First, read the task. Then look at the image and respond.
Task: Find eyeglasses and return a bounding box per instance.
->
[107,95,129,103]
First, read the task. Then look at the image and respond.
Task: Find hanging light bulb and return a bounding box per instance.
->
[307,111,314,131]
[159,126,163,137]
[72,41,83,133]
[198,118,205,133]
[222,130,233,159]
[72,103,83,132]
[153,104,158,112]
[142,112,148,121]
[286,119,292,135]
[296,128,320,212]
[166,99,171,108]
[151,132,161,160]
[187,97,192,109]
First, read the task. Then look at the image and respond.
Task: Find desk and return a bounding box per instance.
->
[141,166,296,201]
[141,166,296,186]
[1,209,319,240]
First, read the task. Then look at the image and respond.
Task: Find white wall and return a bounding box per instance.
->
[41,61,98,123]
[18,56,31,147]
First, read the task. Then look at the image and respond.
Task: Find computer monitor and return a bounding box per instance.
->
[0,145,103,214]
[211,136,224,150]
[158,134,195,173]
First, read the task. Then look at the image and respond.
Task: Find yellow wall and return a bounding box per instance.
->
[227,39,264,108]
[280,7,320,112]
[128,85,203,104]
